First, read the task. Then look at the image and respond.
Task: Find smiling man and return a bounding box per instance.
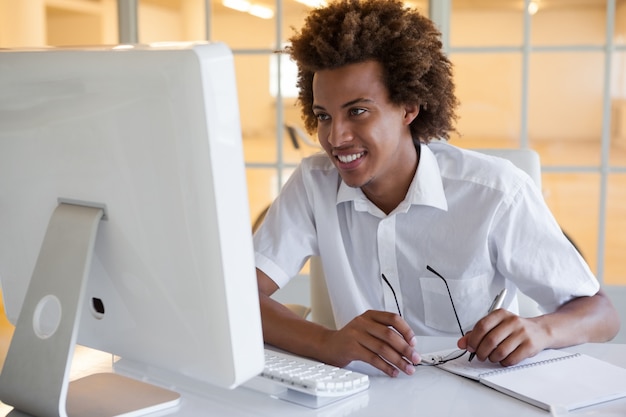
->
[312,61,419,214]
[253,0,619,378]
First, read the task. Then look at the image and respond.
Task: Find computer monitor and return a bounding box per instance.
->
[0,42,264,416]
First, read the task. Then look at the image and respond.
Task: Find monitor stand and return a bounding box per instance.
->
[0,202,181,417]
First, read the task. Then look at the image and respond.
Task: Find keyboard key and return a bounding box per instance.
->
[252,349,370,398]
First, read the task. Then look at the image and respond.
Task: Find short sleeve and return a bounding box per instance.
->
[490,176,599,312]
[253,163,318,288]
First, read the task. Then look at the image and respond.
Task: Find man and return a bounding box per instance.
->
[253,0,619,377]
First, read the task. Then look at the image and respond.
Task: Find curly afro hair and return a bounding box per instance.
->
[287,0,458,144]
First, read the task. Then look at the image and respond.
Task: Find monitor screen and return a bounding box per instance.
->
[0,43,264,415]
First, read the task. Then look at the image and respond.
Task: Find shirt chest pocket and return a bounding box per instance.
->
[419,274,492,334]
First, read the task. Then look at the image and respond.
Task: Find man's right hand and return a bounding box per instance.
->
[319,310,421,377]
[257,268,420,377]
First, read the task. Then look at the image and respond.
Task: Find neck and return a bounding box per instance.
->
[362,143,420,215]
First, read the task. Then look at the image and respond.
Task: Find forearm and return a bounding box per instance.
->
[259,292,334,363]
[256,267,335,363]
[459,289,620,366]
[537,289,620,348]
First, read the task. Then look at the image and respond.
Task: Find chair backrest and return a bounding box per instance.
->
[309,256,337,328]
[473,148,542,190]
[307,148,543,330]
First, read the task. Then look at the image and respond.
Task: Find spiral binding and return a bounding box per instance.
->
[478,352,581,379]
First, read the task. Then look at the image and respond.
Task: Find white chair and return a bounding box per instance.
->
[285,148,544,327]
[474,148,542,190]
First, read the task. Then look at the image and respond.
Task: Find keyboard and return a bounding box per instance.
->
[243,349,370,408]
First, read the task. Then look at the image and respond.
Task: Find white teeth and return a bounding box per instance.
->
[337,152,364,163]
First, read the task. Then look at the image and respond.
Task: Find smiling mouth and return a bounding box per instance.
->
[336,152,365,164]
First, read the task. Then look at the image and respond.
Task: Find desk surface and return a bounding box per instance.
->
[2,337,626,417]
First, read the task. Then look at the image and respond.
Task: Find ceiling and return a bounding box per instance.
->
[139,0,616,17]
[453,0,610,10]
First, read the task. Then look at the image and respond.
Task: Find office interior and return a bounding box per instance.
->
[1,0,626,354]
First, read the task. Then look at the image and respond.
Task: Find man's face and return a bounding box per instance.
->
[312,60,419,205]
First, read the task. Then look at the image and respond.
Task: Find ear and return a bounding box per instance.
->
[403,103,420,125]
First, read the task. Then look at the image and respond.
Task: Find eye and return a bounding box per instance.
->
[350,108,366,116]
[315,112,330,122]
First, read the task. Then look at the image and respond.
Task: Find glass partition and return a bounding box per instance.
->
[0,0,623,284]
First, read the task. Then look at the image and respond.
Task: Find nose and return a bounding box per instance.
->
[326,119,353,148]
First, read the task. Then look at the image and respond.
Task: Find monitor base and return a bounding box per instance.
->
[0,203,180,417]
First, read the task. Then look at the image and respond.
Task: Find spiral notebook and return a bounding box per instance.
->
[428,348,626,411]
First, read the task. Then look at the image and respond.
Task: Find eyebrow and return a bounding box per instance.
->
[312,97,374,112]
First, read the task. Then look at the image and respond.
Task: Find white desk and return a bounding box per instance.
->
[2,337,626,417]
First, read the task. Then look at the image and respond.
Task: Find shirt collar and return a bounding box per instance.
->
[336,143,448,214]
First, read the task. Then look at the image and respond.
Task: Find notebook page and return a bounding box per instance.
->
[480,353,626,411]
[428,349,572,380]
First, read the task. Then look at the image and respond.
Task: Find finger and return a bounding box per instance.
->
[485,333,518,364]
[360,325,419,374]
[490,323,544,366]
[341,311,419,374]
[371,314,421,366]
[358,311,418,353]
[468,311,510,361]
[491,338,525,366]
[336,329,411,377]
[359,349,407,377]
[474,313,541,363]
[499,342,544,367]
[457,333,470,350]
[368,310,417,346]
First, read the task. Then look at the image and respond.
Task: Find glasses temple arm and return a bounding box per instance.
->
[426,265,465,337]
[381,273,402,317]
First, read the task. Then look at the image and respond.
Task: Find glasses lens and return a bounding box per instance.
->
[419,349,467,366]
[443,349,467,362]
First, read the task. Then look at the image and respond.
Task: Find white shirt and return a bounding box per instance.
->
[254,142,599,336]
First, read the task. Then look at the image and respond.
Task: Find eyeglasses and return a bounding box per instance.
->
[381,265,467,366]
